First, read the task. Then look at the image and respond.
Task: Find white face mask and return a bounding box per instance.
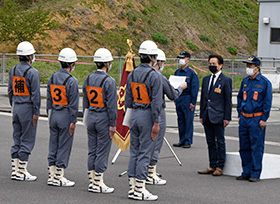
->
[106,63,112,72]
[70,65,75,72]
[31,55,36,64]
[179,59,186,66]
[159,64,164,72]
[246,67,257,76]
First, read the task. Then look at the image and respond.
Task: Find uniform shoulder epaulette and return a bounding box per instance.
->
[189,67,198,75]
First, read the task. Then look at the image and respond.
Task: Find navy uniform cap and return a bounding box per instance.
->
[242,55,261,66]
[177,51,191,58]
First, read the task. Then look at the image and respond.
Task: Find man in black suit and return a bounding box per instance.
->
[198,55,232,176]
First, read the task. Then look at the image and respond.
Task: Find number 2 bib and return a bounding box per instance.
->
[86,74,109,108]
[86,86,104,107]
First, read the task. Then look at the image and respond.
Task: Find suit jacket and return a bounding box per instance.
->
[200,72,232,124]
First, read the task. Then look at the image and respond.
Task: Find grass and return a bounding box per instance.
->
[3,0,259,59]
[227,46,238,55]
[152,32,168,45]
[186,40,199,52]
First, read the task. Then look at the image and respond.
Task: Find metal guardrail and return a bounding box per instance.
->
[1,53,280,88]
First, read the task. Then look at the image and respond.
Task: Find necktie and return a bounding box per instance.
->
[209,74,216,93]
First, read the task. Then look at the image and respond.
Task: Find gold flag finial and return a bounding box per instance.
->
[125,39,135,72]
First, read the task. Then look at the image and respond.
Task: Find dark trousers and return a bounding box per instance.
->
[239,115,265,178]
[175,95,194,145]
[203,115,226,169]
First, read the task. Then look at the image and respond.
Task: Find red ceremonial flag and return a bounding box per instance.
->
[113,42,135,151]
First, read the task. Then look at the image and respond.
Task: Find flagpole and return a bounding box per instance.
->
[111,148,122,164]
[163,137,182,166]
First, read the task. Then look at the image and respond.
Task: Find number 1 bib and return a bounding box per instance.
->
[130,68,153,104]
[131,82,150,104]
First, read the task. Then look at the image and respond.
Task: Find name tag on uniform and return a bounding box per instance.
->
[214,88,221,94]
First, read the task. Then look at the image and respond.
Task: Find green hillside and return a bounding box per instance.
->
[1,0,259,58]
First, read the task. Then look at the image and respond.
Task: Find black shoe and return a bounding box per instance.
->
[183,144,191,148]
[249,177,260,182]
[236,175,250,180]
[173,142,184,147]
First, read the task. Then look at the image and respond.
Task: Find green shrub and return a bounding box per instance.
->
[142,9,148,15]
[152,32,168,44]
[226,46,238,55]
[96,21,103,30]
[199,34,210,42]
[132,15,138,21]
[186,40,199,51]
[126,2,132,8]
[199,34,216,46]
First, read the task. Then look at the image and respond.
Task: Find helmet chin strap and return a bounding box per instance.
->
[105,62,111,72]
[157,62,162,70]
[27,54,34,64]
[67,62,75,72]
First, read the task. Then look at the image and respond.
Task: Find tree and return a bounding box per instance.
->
[0,0,57,44]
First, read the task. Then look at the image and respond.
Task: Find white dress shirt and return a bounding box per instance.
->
[208,70,222,91]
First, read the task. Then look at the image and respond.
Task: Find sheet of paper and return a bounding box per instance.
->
[169,75,186,89]
[48,109,52,126]
[11,101,14,114]
[123,108,132,127]
[83,108,89,126]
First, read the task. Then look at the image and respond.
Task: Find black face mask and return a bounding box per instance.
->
[209,65,218,73]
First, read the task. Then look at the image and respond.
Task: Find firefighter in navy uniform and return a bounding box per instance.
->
[8,41,41,181]
[236,56,272,182]
[46,48,79,187]
[173,51,199,148]
[83,48,117,193]
[147,49,187,185]
[125,40,162,201]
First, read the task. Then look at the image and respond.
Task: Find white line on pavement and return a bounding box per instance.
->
[1,112,280,147]
[166,128,280,147]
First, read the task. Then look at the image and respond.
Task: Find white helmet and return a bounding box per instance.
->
[16,41,36,56]
[157,49,166,61]
[139,40,158,55]
[58,48,78,62]
[94,48,113,62]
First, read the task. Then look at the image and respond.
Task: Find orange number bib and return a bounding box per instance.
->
[131,82,150,104]
[50,84,68,105]
[86,86,104,107]
[12,76,30,96]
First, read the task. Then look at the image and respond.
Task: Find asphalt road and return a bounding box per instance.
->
[1,111,280,204]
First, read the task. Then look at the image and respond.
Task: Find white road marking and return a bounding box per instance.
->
[1,112,280,147]
[166,128,280,147]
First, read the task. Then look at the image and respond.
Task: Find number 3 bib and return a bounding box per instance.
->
[50,74,72,106]
[50,84,68,105]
